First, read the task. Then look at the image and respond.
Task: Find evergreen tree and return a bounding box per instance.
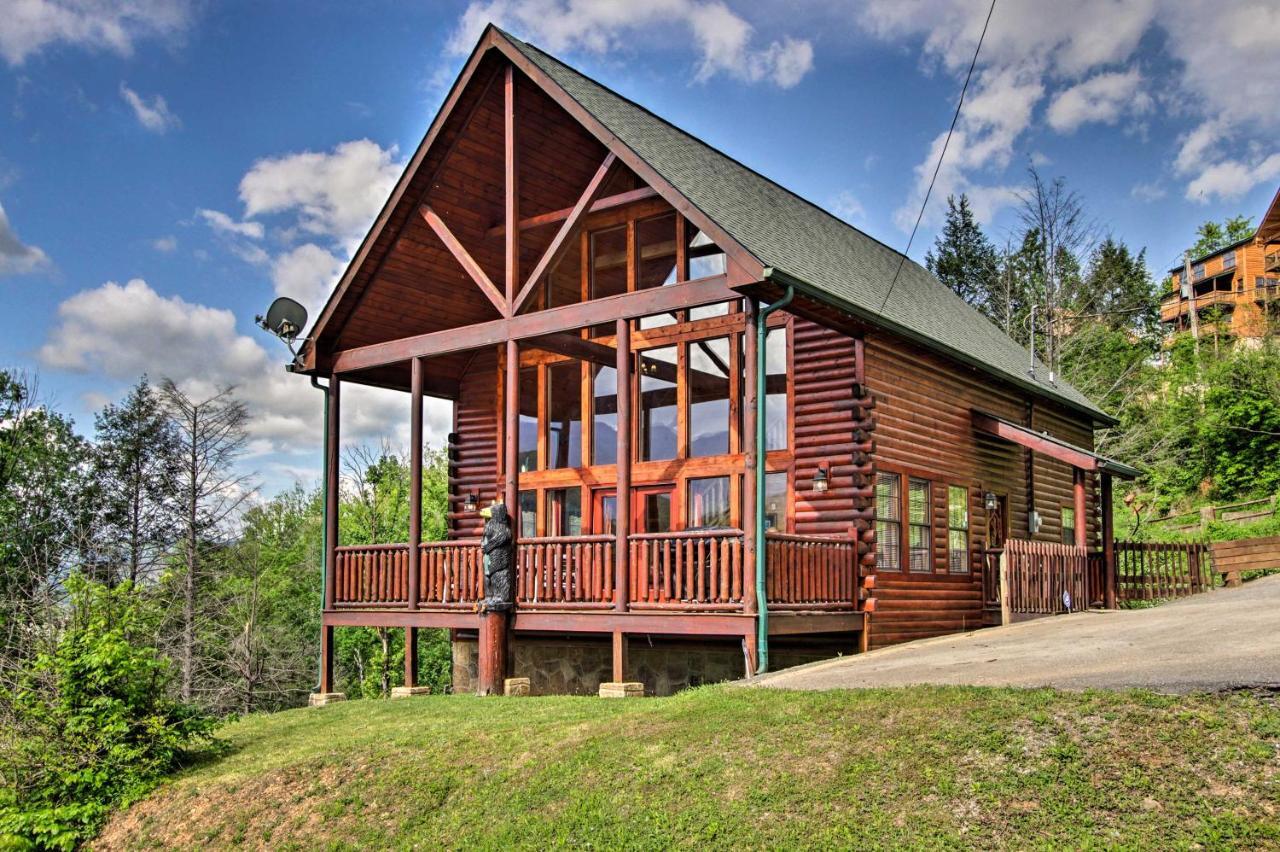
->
[92,377,182,586]
[1080,238,1160,338]
[1189,215,1254,258]
[925,194,1000,322]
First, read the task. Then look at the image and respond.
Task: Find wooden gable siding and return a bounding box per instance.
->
[450,348,500,539]
[792,318,859,537]
[863,331,1097,648]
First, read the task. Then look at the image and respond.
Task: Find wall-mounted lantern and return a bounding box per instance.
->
[984,491,999,513]
[812,463,829,494]
[463,492,479,513]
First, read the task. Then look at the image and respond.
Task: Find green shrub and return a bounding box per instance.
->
[0,577,221,850]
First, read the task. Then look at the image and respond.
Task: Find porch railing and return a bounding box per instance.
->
[1003,539,1089,615]
[628,529,746,610]
[517,534,615,608]
[1115,540,1212,603]
[418,540,485,606]
[333,541,484,608]
[764,531,858,610]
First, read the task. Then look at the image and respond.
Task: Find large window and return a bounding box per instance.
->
[875,472,901,571]
[518,490,537,539]
[517,367,538,473]
[948,486,969,574]
[546,487,582,536]
[590,225,628,299]
[591,364,617,466]
[908,478,932,573]
[638,346,678,461]
[687,337,730,457]
[638,214,679,329]
[688,229,729,321]
[764,327,788,451]
[688,476,731,528]
[547,362,582,469]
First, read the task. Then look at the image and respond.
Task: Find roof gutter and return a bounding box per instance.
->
[759,266,1119,428]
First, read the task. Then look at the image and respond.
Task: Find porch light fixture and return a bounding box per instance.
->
[812,464,829,494]
[463,492,479,513]
[984,491,998,513]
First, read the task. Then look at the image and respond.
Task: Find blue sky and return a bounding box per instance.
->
[2,0,1278,499]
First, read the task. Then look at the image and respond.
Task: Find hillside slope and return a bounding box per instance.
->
[98,687,1279,849]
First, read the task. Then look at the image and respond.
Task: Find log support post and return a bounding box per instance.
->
[615,318,631,612]
[1101,472,1116,609]
[611,631,627,682]
[319,378,340,696]
[404,626,419,688]
[478,612,509,696]
[408,357,423,611]
[1073,467,1087,548]
[320,622,335,694]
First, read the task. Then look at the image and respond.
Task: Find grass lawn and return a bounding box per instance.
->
[97,686,1279,850]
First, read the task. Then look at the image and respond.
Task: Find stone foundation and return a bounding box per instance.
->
[451,635,844,696]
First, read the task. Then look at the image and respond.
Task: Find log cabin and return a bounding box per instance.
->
[294,26,1138,698]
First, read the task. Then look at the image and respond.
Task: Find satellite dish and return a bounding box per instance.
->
[256,297,308,343]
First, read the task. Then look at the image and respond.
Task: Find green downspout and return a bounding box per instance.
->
[311,376,329,693]
[755,285,793,675]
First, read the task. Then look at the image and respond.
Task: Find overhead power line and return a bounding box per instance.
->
[876,0,997,317]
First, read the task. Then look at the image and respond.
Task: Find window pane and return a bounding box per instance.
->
[908,478,931,573]
[638,346,678,461]
[518,490,536,539]
[690,301,730,321]
[546,488,582,536]
[688,337,730,457]
[1061,507,1076,546]
[688,477,731,528]
[764,327,787,451]
[597,494,617,536]
[637,213,677,290]
[875,473,901,571]
[688,229,726,280]
[547,362,582,469]
[948,485,969,574]
[764,472,787,531]
[591,364,617,466]
[949,530,969,573]
[641,491,671,533]
[518,367,538,473]
[948,486,969,530]
[590,225,627,299]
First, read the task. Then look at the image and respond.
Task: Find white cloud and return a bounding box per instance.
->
[151,235,177,252]
[856,0,1280,213]
[0,0,194,66]
[447,0,814,88]
[119,82,180,132]
[1130,181,1166,202]
[829,190,864,225]
[38,278,452,458]
[0,200,49,276]
[197,208,264,240]
[1046,69,1149,133]
[271,243,345,317]
[1185,153,1280,203]
[238,139,401,248]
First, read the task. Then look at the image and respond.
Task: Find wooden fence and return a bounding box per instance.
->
[1114,540,1213,603]
[1150,495,1277,534]
[1002,539,1089,615]
[1210,536,1280,587]
[764,531,858,610]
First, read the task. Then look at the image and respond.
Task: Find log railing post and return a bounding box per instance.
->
[615,317,631,613]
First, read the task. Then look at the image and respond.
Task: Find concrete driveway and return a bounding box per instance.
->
[755,573,1280,694]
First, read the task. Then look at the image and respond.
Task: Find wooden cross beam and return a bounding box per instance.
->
[419,205,507,315]
[511,152,617,316]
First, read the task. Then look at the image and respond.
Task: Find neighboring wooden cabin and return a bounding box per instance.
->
[1161,185,1280,340]
[296,26,1133,697]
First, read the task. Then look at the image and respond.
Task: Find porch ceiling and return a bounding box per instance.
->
[971,410,1140,479]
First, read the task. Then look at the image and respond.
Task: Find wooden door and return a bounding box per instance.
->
[592,485,675,534]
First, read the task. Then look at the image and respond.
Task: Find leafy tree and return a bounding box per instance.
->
[1189,215,1254,258]
[925,194,1000,321]
[91,377,181,586]
[0,576,218,850]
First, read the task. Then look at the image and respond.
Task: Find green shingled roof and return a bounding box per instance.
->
[502,31,1111,424]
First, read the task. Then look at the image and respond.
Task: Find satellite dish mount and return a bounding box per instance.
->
[256,297,308,357]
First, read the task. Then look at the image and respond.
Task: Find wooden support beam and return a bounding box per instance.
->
[527,331,616,367]
[408,358,423,611]
[320,624,335,693]
[973,410,1100,472]
[404,626,418,688]
[477,610,508,696]
[504,338,519,514]
[486,187,660,238]
[611,631,627,682]
[615,318,631,613]
[420,205,506,315]
[332,273,737,373]
[512,152,617,316]
[1073,467,1088,547]
[504,64,518,310]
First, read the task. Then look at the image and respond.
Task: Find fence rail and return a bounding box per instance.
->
[764,532,858,610]
[1114,540,1212,603]
[517,535,615,607]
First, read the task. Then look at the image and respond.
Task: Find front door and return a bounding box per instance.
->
[590,485,676,534]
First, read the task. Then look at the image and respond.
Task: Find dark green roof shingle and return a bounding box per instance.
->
[503,31,1109,423]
